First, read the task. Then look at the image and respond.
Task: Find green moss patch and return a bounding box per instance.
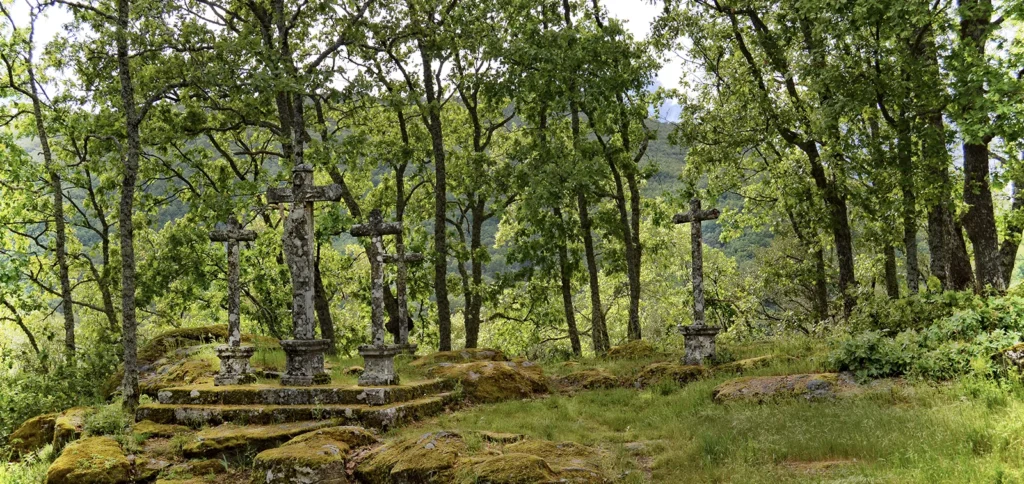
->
[713,355,796,375]
[182,420,335,458]
[133,420,191,439]
[558,369,620,390]
[605,340,661,360]
[468,453,557,483]
[712,373,854,403]
[410,348,508,368]
[52,407,94,453]
[45,436,129,484]
[9,412,57,457]
[631,362,708,388]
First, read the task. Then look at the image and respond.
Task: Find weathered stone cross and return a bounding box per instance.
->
[209,216,258,385]
[267,164,343,386]
[383,247,423,348]
[673,198,721,365]
[350,209,409,386]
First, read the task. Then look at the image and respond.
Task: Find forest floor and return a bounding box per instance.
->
[5,335,1024,483]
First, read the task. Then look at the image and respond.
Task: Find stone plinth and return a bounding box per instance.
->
[358,344,404,386]
[214,345,257,386]
[281,339,331,386]
[679,324,720,366]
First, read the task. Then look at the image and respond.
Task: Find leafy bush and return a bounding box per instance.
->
[831,294,1024,381]
[848,291,980,333]
[83,401,133,437]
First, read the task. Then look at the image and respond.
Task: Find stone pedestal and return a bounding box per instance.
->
[281,339,331,386]
[214,345,257,386]
[679,324,721,366]
[358,344,404,386]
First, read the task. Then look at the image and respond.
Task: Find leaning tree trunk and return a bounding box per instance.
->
[554,207,582,356]
[578,191,609,355]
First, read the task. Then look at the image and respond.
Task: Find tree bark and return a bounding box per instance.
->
[578,191,609,355]
[464,198,485,349]
[115,0,140,411]
[313,245,336,354]
[962,142,1004,291]
[884,245,899,299]
[999,180,1024,286]
[896,129,920,295]
[554,207,582,356]
[813,249,828,320]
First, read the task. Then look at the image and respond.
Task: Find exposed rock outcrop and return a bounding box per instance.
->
[45,436,130,484]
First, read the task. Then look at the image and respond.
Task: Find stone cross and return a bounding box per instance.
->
[350,209,406,386]
[266,164,343,386]
[383,249,423,347]
[209,217,258,385]
[673,198,721,365]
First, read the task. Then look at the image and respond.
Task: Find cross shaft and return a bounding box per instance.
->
[673,198,720,327]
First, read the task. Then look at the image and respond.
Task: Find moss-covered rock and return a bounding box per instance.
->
[430,361,548,403]
[631,362,707,388]
[45,436,130,484]
[605,340,660,360]
[183,420,335,458]
[558,369,620,390]
[505,439,602,472]
[9,412,57,457]
[713,355,796,375]
[251,426,376,484]
[133,420,191,439]
[343,365,364,376]
[355,431,467,484]
[185,459,226,476]
[52,406,94,453]
[712,373,855,403]
[468,453,557,483]
[410,348,508,368]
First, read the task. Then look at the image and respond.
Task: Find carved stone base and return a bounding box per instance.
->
[214,345,257,386]
[679,324,721,366]
[358,344,404,386]
[281,339,331,386]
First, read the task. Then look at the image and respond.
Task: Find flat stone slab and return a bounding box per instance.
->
[157,378,454,406]
[713,373,857,403]
[182,420,335,458]
[137,393,455,429]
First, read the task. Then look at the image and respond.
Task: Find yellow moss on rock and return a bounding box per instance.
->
[9,412,58,457]
[631,362,708,388]
[430,361,548,403]
[133,420,190,439]
[355,431,467,484]
[605,340,660,360]
[52,406,94,453]
[183,420,335,458]
[45,436,129,484]
[410,348,508,368]
[468,453,557,483]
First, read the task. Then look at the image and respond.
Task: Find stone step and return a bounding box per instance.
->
[182,420,335,459]
[137,392,455,429]
[156,378,454,407]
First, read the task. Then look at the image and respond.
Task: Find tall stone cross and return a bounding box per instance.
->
[673,198,721,365]
[383,246,424,347]
[266,164,343,386]
[350,209,407,386]
[209,217,258,385]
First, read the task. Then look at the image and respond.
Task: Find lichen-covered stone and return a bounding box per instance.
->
[713,355,794,375]
[605,340,660,360]
[45,436,129,484]
[558,369,619,390]
[133,420,191,439]
[468,453,557,483]
[632,362,707,388]
[679,325,720,366]
[355,431,467,484]
[9,412,57,457]
[185,459,227,476]
[712,373,855,403]
[410,348,507,368]
[52,406,94,453]
[183,421,335,458]
[430,361,548,403]
[1001,343,1024,371]
[251,426,377,483]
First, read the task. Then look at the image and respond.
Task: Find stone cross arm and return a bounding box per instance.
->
[350,210,403,237]
[267,184,344,204]
[673,207,720,224]
[210,227,257,242]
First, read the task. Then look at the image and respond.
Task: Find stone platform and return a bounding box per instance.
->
[136,379,456,430]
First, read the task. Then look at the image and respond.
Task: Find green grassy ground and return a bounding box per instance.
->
[391,337,1024,483]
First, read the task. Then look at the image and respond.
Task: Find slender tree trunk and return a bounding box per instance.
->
[625,172,642,341]
[999,181,1024,286]
[813,249,828,320]
[896,130,920,295]
[313,245,336,354]
[805,147,856,316]
[464,198,485,349]
[115,0,140,411]
[578,192,609,355]
[28,63,74,357]
[420,47,452,351]
[884,245,899,299]
[554,207,582,356]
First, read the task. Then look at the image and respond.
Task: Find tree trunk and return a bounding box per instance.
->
[999,180,1024,286]
[28,62,74,357]
[115,0,140,411]
[884,245,899,299]
[812,249,828,320]
[578,191,609,355]
[804,146,856,317]
[464,198,485,349]
[962,142,1004,291]
[896,130,920,295]
[554,207,582,356]
[313,245,336,354]
[420,46,452,351]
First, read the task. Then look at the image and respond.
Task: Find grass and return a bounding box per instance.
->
[0,446,52,484]
[390,337,1024,483]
